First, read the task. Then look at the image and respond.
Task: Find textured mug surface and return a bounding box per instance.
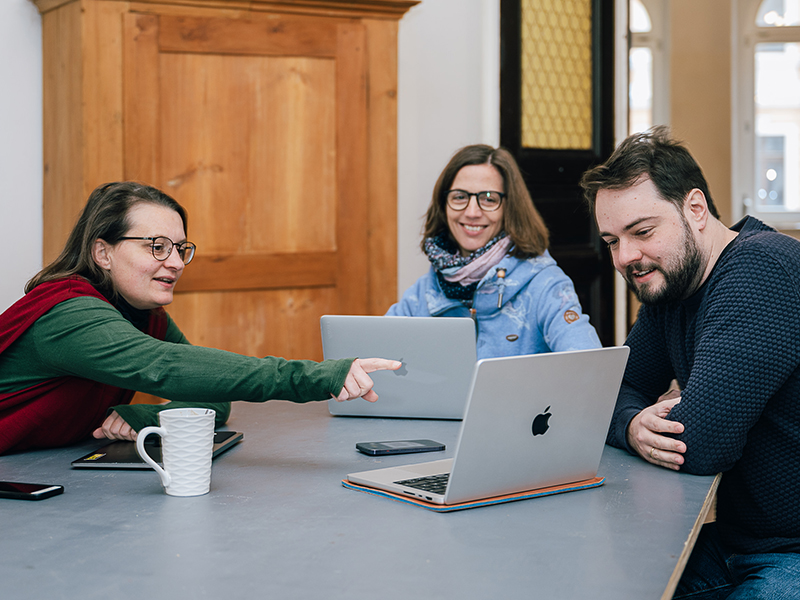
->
[136,408,216,497]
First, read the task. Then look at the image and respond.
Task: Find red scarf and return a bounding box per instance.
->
[0,276,168,454]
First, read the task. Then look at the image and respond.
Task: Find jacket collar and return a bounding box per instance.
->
[427,251,556,315]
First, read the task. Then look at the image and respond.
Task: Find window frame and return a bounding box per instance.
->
[629,0,670,132]
[734,0,800,227]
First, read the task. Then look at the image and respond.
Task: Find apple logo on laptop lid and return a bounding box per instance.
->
[531,406,551,436]
[393,359,408,376]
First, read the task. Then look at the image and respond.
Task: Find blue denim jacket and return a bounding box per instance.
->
[387,251,601,359]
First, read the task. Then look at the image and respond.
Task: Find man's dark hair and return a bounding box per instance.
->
[579,125,719,219]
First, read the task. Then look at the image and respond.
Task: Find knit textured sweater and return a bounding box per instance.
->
[607,216,800,554]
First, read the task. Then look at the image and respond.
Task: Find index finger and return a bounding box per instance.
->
[356,358,402,373]
[649,399,684,433]
[655,396,682,413]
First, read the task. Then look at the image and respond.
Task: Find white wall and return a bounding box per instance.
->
[0,0,498,312]
[397,0,500,296]
[1,0,42,312]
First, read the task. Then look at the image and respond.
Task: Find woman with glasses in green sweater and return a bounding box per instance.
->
[0,182,398,455]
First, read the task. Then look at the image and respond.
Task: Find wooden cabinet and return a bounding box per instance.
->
[33,0,417,362]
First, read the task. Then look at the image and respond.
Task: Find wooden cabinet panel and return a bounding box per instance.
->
[169,287,338,359]
[34,0,416,365]
[157,15,339,56]
[123,11,367,359]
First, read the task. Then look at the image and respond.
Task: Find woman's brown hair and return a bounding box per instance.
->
[421,144,549,258]
[26,182,188,298]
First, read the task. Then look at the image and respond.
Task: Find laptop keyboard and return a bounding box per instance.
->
[395,473,450,495]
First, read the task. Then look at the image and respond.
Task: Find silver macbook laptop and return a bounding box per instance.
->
[321,315,477,419]
[347,346,629,505]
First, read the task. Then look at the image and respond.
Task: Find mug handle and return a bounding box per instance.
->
[136,426,172,488]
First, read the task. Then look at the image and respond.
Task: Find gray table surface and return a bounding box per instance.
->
[0,400,718,600]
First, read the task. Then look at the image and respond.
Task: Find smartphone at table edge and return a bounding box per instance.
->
[0,481,64,500]
[356,439,445,456]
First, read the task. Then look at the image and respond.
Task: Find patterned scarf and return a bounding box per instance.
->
[423,232,512,303]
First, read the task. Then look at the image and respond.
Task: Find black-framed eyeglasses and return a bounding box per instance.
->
[119,236,197,265]
[446,189,505,212]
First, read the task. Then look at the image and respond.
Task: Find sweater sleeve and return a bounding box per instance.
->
[606,305,675,451]
[667,243,800,475]
[109,312,234,431]
[24,297,354,405]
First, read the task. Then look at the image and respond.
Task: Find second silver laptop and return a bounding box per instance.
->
[320,315,477,419]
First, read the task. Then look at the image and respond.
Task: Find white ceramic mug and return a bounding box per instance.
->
[136,408,216,497]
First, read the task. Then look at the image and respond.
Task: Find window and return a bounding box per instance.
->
[624,0,669,333]
[735,0,800,226]
[628,0,669,135]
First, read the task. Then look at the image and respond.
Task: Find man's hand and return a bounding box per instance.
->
[657,388,682,403]
[627,395,686,470]
[333,358,402,403]
[93,410,137,441]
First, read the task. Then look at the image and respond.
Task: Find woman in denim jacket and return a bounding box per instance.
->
[387,145,600,359]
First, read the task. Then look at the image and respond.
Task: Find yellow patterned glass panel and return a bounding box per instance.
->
[521,0,593,150]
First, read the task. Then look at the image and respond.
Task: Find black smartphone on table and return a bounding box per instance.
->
[0,481,64,500]
[356,439,445,456]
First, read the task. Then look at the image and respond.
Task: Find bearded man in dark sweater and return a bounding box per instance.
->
[580,126,800,599]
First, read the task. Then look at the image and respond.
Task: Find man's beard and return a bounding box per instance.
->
[625,222,705,306]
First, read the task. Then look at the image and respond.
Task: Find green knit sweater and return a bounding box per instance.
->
[0,297,353,431]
